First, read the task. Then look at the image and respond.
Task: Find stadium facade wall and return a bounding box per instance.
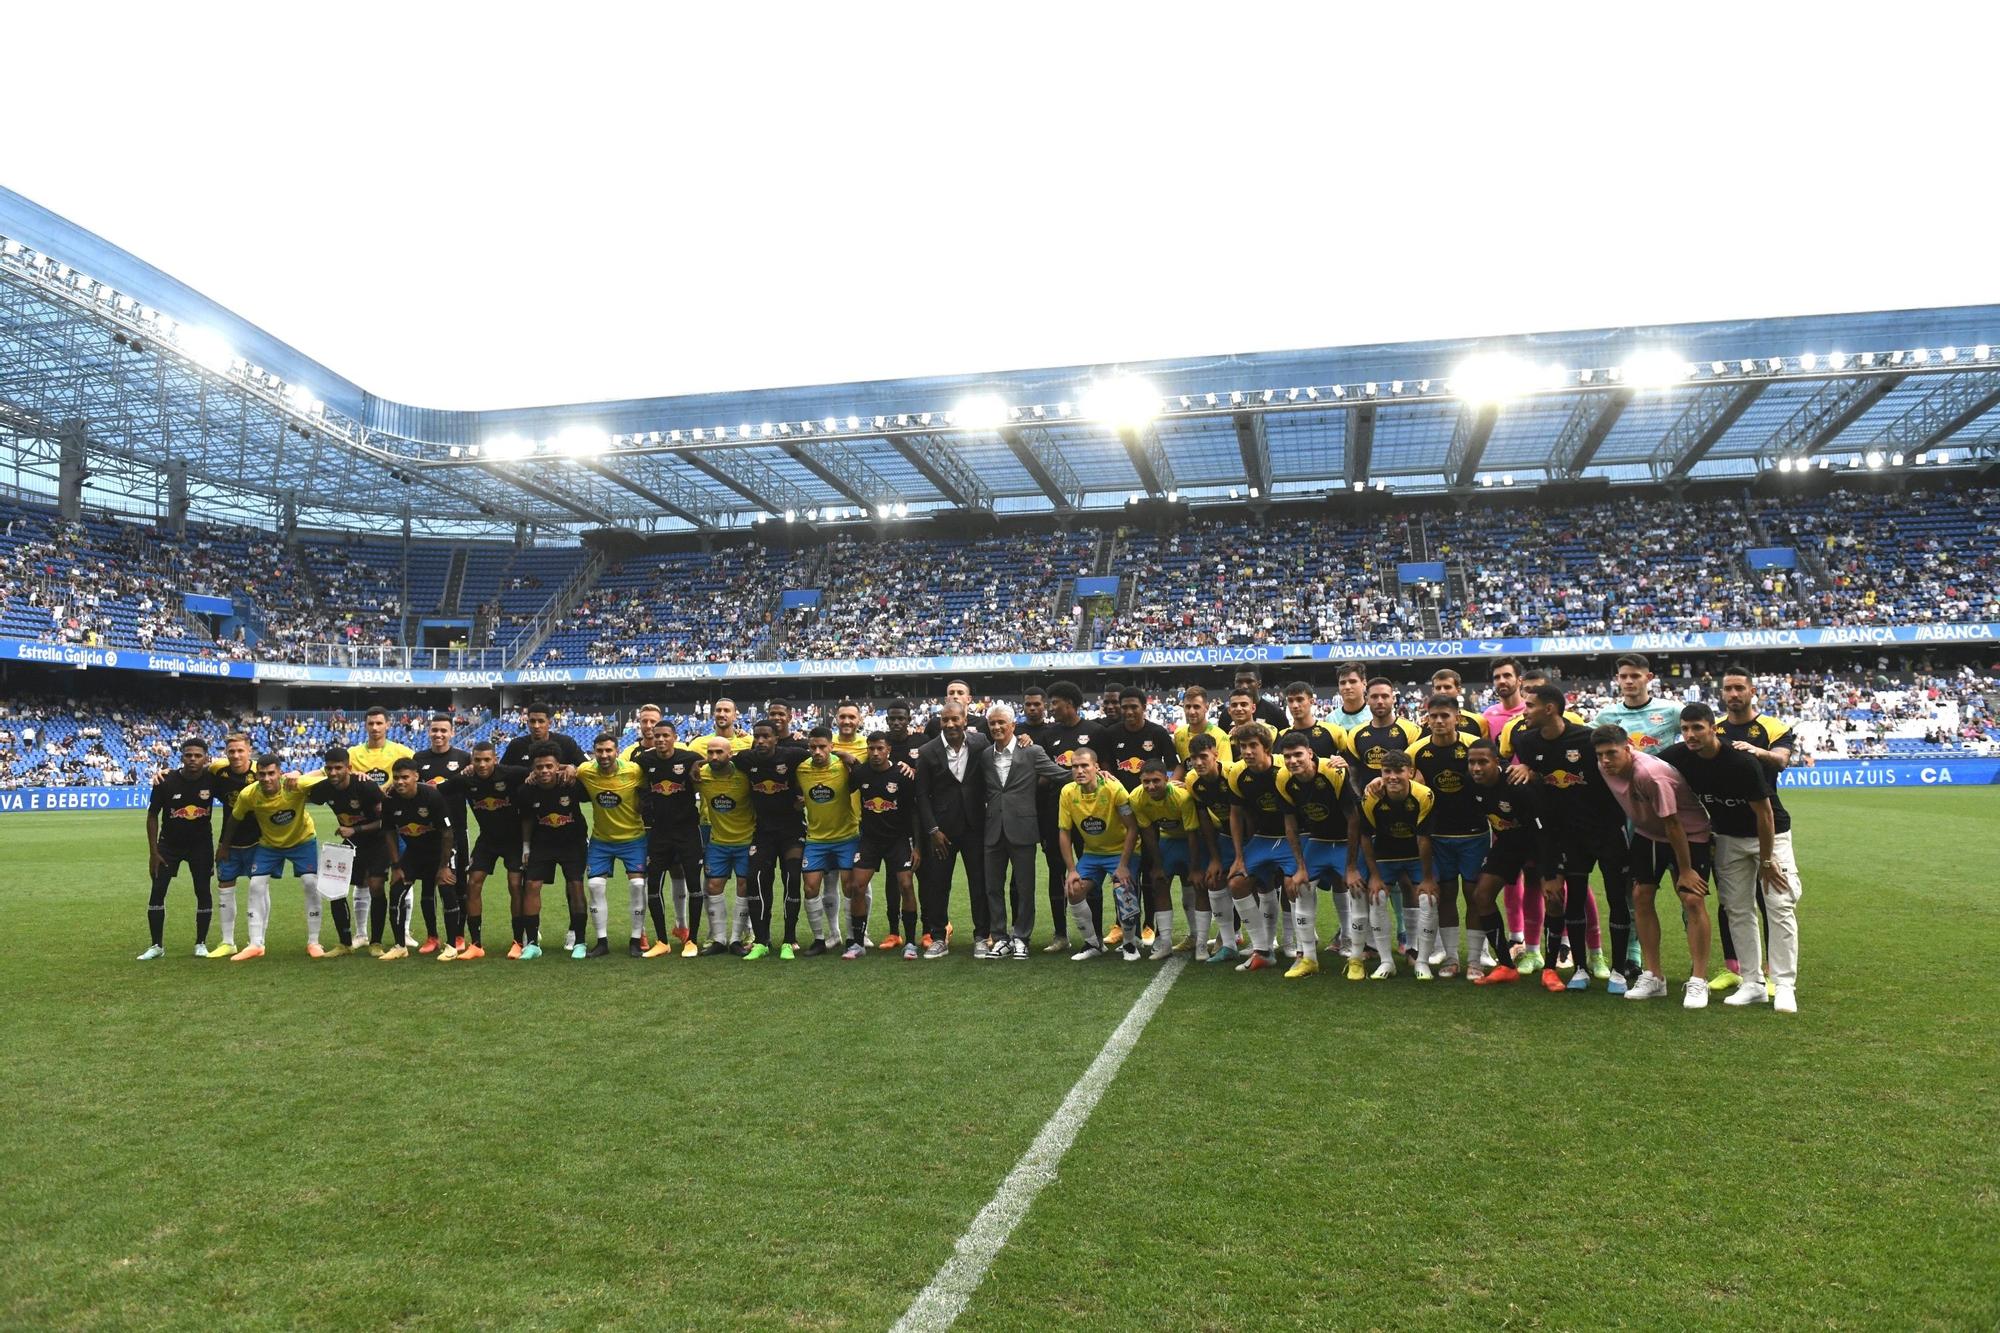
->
[5,624,1997,690]
[6,758,1993,816]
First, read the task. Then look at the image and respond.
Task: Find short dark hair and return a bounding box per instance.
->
[528,740,561,761]
[753,720,777,736]
[1379,750,1414,773]
[1229,723,1269,749]
[1467,737,1501,757]
[1234,666,1262,684]
[1228,686,1256,702]
[865,730,889,745]
[390,757,418,775]
[179,736,208,751]
[472,741,496,754]
[1526,682,1567,710]
[1119,686,1145,705]
[1721,664,1755,684]
[364,706,389,721]
[1489,656,1522,677]
[1680,702,1717,724]
[1426,694,1460,713]
[835,698,860,713]
[323,745,350,764]
[1101,681,1125,695]
[886,699,911,713]
[1366,676,1394,692]
[256,752,283,769]
[1614,653,1650,672]
[808,725,832,740]
[1277,729,1314,752]
[1047,680,1084,706]
[765,696,791,710]
[1188,733,1218,756]
[429,714,455,726]
[1591,724,1631,747]
[1336,661,1366,683]
[1283,680,1313,698]
[526,702,553,719]
[1430,668,1462,686]
[1140,759,1170,776]
[1021,684,1047,700]
[1182,684,1208,702]
[593,732,619,748]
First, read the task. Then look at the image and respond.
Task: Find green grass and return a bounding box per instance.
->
[2,790,1996,1330]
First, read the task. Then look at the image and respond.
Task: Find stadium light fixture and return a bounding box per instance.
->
[178,327,238,375]
[484,434,530,461]
[1247,486,1261,499]
[557,427,607,457]
[1450,353,1554,405]
[1866,450,1885,469]
[1891,452,1905,466]
[784,509,797,522]
[1829,351,1849,370]
[1501,473,1515,487]
[1620,350,1690,389]
[1330,385,1344,399]
[1860,352,1877,367]
[1229,391,1243,406]
[1910,348,1929,364]
[1941,346,1958,363]
[1353,481,1366,492]
[1777,456,1794,473]
[1478,474,1493,487]
[1081,376,1160,428]
[1710,360,1727,376]
[1390,380,1404,395]
[1364,382,1378,397]
[1229,488,1240,499]
[895,501,909,518]
[1799,352,1818,371]
[951,394,1009,431]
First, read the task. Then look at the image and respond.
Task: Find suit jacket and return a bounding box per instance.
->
[916,731,989,843]
[978,739,1067,848]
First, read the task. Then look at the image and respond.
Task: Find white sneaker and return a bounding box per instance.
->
[1624,971,1667,1000]
[1122,943,1143,963]
[351,933,368,950]
[1773,983,1798,1014]
[137,944,164,961]
[192,942,211,958]
[1723,982,1770,1007]
[1682,977,1710,1010]
[1370,960,1397,980]
[1150,937,1173,961]
[1480,941,1500,969]
[1071,944,1106,962]
[1193,941,1210,962]
[971,938,991,960]
[1427,944,1448,967]
[1413,959,1434,981]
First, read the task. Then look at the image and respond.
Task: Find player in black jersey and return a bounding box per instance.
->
[641,725,711,956]
[207,732,263,958]
[740,721,808,959]
[1234,666,1291,733]
[1507,682,1632,992]
[1090,687,1177,951]
[301,747,383,954]
[516,742,590,961]
[499,702,587,768]
[1281,681,1346,759]
[1464,739,1556,986]
[412,715,473,953]
[455,742,532,957]
[141,737,221,959]
[854,733,922,959]
[1031,681,1099,951]
[380,758,460,961]
[1184,733,1240,952]
[1407,696,1486,978]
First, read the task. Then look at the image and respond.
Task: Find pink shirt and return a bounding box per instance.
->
[1483,699,1526,739]
[1601,750,1711,844]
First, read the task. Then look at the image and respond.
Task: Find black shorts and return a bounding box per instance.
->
[750,825,804,873]
[469,836,521,876]
[156,844,215,885]
[395,850,449,884]
[1555,824,1631,884]
[343,837,391,880]
[1631,834,1712,891]
[649,826,707,880]
[1480,833,1541,886]
[854,835,912,876]
[525,846,586,885]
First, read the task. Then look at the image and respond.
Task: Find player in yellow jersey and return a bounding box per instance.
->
[1130,760,1199,960]
[693,737,758,956]
[224,754,326,961]
[830,699,869,763]
[349,705,415,784]
[577,732,648,958]
[794,727,861,953]
[1172,685,1232,768]
[1058,748,1138,961]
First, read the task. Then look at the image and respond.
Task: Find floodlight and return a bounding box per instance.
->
[1205,393,1218,407]
[1866,450,1885,469]
[1450,353,1553,405]
[1890,452,1905,466]
[1329,385,1344,399]
[1056,401,1073,417]
[1910,348,1929,364]
[1229,488,1240,499]
[178,327,238,374]
[1390,380,1403,395]
[1799,352,1818,371]
[1262,390,1276,404]
[1229,391,1243,406]
[1248,486,1261,499]
[1860,352,1876,367]
[1479,475,1493,487]
[1777,457,1794,473]
[1710,361,1727,376]
[1364,382,1378,397]
[895,501,909,518]
[486,434,530,461]
[847,415,860,430]
[1305,387,1319,401]
[1974,346,1991,362]
[1501,474,1515,487]
[952,394,1008,431]
[1080,376,1160,428]
[1353,481,1366,492]
[1374,479,1387,491]
[449,445,463,459]
[1621,350,1689,389]
[557,427,607,457]
[1941,346,1958,363]
[1741,360,1759,374]
[1166,490,1179,502]
[1829,351,1849,370]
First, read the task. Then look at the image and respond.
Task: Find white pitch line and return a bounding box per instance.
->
[892,954,1189,1332]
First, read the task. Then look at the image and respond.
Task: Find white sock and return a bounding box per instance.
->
[1332,886,1352,952]
[1193,907,1212,952]
[303,880,322,946]
[1242,893,1273,953]
[731,894,750,944]
[804,888,828,942]
[247,875,271,947]
[587,876,609,941]
[1181,882,1201,944]
[1294,891,1319,961]
[630,875,648,938]
[863,886,874,939]
[1346,890,1371,958]
[1068,899,1100,947]
[705,888,730,942]
[1152,909,1174,951]
[217,883,237,946]
[351,882,371,944]
[1441,923,1461,965]
[1266,892,1287,951]
[1207,886,1236,945]
[1417,896,1437,962]
[1370,898,1395,959]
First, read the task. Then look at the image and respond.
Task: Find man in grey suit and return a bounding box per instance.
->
[978,702,1068,960]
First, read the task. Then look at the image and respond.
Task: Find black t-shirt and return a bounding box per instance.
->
[459,763,531,841]
[737,744,808,831]
[1470,778,1547,846]
[150,769,221,849]
[305,776,385,846]
[1284,766,1354,842]
[1032,719,1099,816]
[1187,768,1234,835]
[499,731,587,768]
[635,746,704,833]
[518,779,589,851]
[1226,761,1292,839]
[855,762,916,843]
[212,762,262,847]
[1718,717,1795,833]
[1657,741,1782,837]
[413,746,473,832]
[883,731,927,774]
[1280,719,1345,759]
[1409,733,1485,837]
[1253,696,1290,733]
[1510,720,1626,833]
[381,785,452,862]
[1088,720,1177,788]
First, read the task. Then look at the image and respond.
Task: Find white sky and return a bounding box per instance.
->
[7,3,1996,411]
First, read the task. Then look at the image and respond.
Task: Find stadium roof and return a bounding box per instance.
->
[4,185,1998,539]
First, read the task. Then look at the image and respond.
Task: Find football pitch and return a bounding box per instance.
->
[4,790,1995,1330]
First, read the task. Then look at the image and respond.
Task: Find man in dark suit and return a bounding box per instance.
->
[977,702,1068,959]
[914,702,989,958]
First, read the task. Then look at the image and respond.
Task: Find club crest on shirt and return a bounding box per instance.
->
[559,796,570,806]
[1565,750,1582,763]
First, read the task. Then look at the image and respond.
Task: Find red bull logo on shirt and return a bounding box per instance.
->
[169,804,208,821]
[537,812,576,828]
[861,796,900,814]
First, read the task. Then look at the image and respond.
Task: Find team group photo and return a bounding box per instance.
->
[4,6,1995,1329]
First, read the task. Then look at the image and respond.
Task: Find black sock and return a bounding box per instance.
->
[330,898,353,942]
[421,883,439,939]
[902,908,918,941]
[370,891,388,945]
[524,912,539,943]
[510,913,523,944]
[851,912,869,945]
[194,883,213,945]
[467,914,482,946]
[1484,910,1509,964]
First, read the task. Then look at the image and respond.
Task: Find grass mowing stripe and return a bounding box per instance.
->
[894,955,1190,1332]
